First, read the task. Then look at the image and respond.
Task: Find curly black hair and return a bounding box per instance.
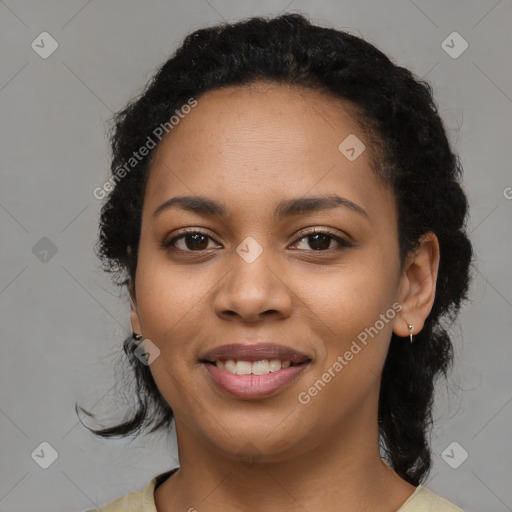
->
[77,12,473,486]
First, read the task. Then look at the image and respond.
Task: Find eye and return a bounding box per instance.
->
[162,229,219,252]
[291,228,352,252]
[162,227,352,254]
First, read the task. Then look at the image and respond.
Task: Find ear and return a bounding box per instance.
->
[393,232,440,339]
[127,245,142,335]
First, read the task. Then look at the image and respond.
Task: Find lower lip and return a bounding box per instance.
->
[203,362,309,399]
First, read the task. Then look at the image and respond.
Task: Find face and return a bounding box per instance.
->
[130,82,406,462]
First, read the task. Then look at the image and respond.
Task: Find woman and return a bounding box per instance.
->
[82,13,472,512]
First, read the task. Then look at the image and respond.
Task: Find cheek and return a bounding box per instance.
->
[311,258,397,328]
[296,272,398,424]
[134,247,207,357]
[305,253,400,379]
[134,257,205,412]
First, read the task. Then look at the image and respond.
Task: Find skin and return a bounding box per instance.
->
[128,81,440,512]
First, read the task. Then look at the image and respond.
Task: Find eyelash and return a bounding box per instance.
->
[162,227,353,254]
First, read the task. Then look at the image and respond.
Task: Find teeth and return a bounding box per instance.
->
[234,360,252,375]
[269,359,281,372]
[224,359,236,373]
[217,359,293,375]
[252,360,269,375]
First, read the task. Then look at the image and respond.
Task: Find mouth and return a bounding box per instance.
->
[199,343,312,400]
[205,358,302,375]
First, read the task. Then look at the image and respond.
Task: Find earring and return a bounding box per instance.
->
[407,324,414,344]
[132,332,142,340]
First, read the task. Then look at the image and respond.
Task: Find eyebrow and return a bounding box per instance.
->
[152,194,369,220]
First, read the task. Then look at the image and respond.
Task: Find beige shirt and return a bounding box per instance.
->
[88,470,463,512]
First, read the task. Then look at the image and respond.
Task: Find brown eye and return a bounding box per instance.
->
[163,230,218,252]
[302,233,334,251]
[291,229,352,252]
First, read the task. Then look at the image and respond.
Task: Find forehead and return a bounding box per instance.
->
[152,81,365,160]
[143,82,392,221]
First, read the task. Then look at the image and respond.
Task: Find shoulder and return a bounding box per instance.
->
[85,477,158,512]
[85,468,177,512]
[399,485,463,512]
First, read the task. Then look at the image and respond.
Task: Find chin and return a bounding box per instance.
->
[198,419,316,465]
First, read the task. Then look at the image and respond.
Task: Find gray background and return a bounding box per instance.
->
[1,1,511,511]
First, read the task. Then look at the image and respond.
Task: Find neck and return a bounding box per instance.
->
[154,405,415,512]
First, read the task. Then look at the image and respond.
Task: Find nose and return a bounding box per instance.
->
[212,248,293,323]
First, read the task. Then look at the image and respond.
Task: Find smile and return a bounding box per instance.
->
[200,343,312,399]
[215,358,293,375]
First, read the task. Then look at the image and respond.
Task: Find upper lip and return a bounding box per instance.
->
[200,343,311,364]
